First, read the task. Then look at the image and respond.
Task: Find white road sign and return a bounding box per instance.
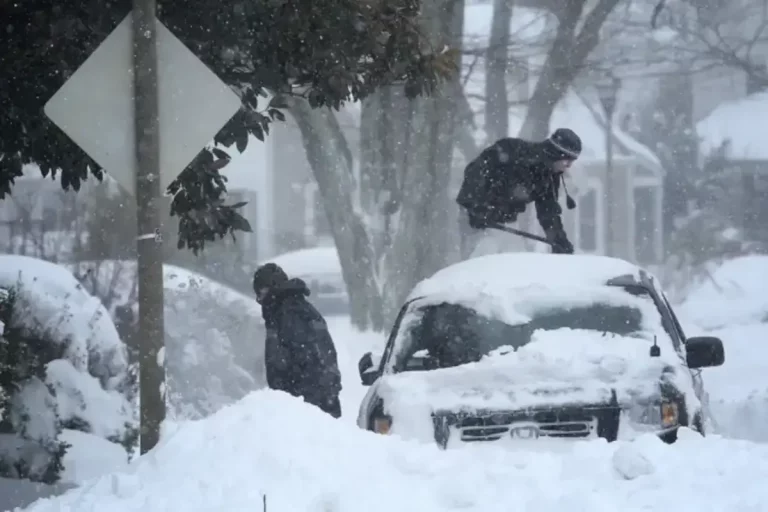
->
[44,14,242,196]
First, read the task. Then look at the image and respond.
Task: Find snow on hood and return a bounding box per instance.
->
[378,328,695,440]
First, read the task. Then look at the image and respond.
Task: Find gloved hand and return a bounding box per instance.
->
[552,238,574,254]
[546,230,574,254]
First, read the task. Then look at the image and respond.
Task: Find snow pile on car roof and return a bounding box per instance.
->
[21,390,768,512]
[411,253,642,297]
[407,253,647,326]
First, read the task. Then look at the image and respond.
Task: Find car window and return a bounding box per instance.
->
[386,289,676,373]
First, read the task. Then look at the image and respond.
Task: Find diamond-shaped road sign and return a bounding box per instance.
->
[44,14,242,197]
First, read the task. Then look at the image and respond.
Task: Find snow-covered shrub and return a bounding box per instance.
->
[0,285,68,483]
[0,256,137,483]
[69,261,266,420]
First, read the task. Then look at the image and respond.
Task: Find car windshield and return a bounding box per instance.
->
[390,288,661,373]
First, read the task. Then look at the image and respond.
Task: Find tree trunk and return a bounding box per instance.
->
[518,0,620,140]
[485,0,513,144]
[289,0,467,332]
[286,98,385,331]
[362,0,466,326]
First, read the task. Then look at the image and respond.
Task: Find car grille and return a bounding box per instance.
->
[457,411,598,442]
[432,392,621,448]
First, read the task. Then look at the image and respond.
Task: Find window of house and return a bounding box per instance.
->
[633,185,660,265]
[578,187,598,253]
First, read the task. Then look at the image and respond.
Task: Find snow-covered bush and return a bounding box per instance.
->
[70,261,266,420]
[0,256,136,483]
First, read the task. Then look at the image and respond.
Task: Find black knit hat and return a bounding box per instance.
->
[252,263,288,293]
[542,128,582,161]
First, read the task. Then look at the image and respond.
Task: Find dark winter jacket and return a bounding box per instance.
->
[456,137,574,253]
[260,278,342,416]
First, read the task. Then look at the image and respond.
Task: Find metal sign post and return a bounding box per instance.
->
[132,0,165,455]
[44,4,242,454]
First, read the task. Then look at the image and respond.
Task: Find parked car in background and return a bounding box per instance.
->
[258,246,349,318]
[357,253,725,449]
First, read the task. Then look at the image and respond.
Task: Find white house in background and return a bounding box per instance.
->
[696,91,768,241]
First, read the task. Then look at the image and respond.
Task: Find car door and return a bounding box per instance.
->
[660,293,710,412]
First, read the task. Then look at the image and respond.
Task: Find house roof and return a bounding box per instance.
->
[696,91,768,162]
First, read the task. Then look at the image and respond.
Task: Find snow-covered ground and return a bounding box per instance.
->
[676,255,768,444]
[22,390,768,512]
[326,316,383,423]
[8,253,768,511]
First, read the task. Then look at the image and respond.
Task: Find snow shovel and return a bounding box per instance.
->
[488,223,553,246]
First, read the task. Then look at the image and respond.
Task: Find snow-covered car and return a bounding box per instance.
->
[356,253,725,448]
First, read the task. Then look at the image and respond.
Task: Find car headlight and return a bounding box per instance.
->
[660,401,679,428]
[628,400,679,429]
[373,415,392,435]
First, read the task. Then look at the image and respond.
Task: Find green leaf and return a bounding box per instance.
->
[253,125,264,142]
[268,95,289,109]
[235,131,248,153]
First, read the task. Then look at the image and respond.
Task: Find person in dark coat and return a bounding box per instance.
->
[253,263,343,418]
[456,128,582,259]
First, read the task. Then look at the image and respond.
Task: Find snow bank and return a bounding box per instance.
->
[68,260,266,419]
[676,256,768,443]
[326,317,386,424]
[680,255,768,330]
[21,391,768,512]
[59,430,128,485]
[0,255,127,383]
[698,323,768,443]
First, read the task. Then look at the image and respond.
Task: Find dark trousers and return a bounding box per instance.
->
[305,394,342,419]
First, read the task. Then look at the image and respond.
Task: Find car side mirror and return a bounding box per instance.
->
[686,336,725,369]
[358,352,380,386]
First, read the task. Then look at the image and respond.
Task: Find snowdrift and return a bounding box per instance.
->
[0,255,133,483]
[678,255,768,443]
[22,390,768,512]
[680,254,768,330]
[67,260,267,419]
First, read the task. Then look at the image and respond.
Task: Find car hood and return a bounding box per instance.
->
[378,329,682,418]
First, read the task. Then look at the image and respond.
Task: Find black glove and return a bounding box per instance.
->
[547,230,574,254]
[467,212,491,229]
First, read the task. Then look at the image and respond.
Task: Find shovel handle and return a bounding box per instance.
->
[488,223,553,245]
